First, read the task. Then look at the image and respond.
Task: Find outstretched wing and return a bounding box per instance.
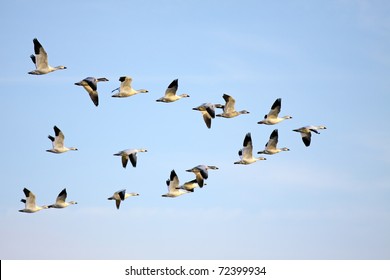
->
[165,79,178,97]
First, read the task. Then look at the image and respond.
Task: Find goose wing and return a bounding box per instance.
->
[165,79,178,97]
[201,111,212,129]
[23,188,37,209]
[119,76,132,93]
[116,189,126,209]
[168,170,179,192]
[117,189,126,201]
[53,126,65,149]
[76,77,99,106]
[222,94,235,113]
[266,129,279,149]
[121,154,129,168]
[201,104,216,128]
[32,38,49,69]
[197,166,209,179]
[56,188,67,203]
[129,153,137,167]
[85,78,99,106]
[268,98,281,118]
[241,133,254,160]
[301,132,312,147]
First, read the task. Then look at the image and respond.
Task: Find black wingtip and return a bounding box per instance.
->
[118,190,126,201]
[129,154,137,168]
[271,98,281,109]
[303,137,311,147]
[206,107,215,119]
[22,188,30,197]
[270,129,278,139]
[58,188,67,197]
[53,126,61,136]
[32,38,42,55]
[170,169,177,181]
[243,132,252,147]
[168,79,178,88]
[30,54,36,64]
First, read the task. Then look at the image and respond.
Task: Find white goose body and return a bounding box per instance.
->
[108,189,139,209]
[162,170,189,198]
[234,133,266,164]
[46,126,78,154]
[257,98,292,125]
[113,148,147,168]
[48,188,77,209]
[258,129,290,155]
[28,38,67,75]
[216,94,250,118]
[178,179,206,192]
[111,76,148,97]
[19,188,48,213]
[156,79,189,102]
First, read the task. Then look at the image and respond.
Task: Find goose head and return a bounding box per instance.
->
[54,65,67,70]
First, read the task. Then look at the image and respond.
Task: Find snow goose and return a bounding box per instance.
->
[108,189,139,209]
[257,98,292,125]
[258,129,290,155]
[46,126,78,154]
[47,188,77,209]
[19,188,48,213]
[234,133,266,164]
[293,125,327,147]
[162,170,190,198]
[216,94,250,118]
[192,103,218,128]
[113,149,147,168]
[75,77,109,106]
[28,38,67,75]
[111,76,148,98]
[186,165,219,187]
[177,179,206,192]
[156,79,190,102]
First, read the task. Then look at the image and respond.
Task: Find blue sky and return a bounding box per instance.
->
[0,0,389,259]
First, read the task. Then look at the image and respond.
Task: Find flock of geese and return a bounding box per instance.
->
[19,38,327,213]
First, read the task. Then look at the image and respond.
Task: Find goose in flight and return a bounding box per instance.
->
[48,188,77,209]
[257,98,292,125]
[234,133,266,164]
[75,77,109,106]
[113,149,147,168]
[192,103,218,129]
[111,76,148,98]
[216,94,250,118]
[258,129,290,155]
[177,179,206,192]
[28,38,67,75]
[46,126,78,154]
[293,125,327,147]
[162,170,190,198]
[108,189,139,209]
[156,79,190,102]
[186,165,219,187]
[19,188,48,213]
